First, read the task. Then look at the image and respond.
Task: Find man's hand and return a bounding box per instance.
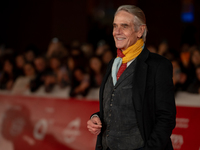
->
[87,116,102,135]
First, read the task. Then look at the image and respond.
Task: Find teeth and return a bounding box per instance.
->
[116,38,124,40]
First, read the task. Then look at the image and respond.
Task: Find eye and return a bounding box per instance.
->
[122,24,128,28]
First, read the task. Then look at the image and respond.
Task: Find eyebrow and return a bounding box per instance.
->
[121,23,129,26]
[113,23,129,26]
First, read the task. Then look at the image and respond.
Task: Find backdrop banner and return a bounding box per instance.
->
[0,94,199,150]
[171,106,200,150]
[0,94,98,150]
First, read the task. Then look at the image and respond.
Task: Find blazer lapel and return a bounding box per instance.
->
[99,58,114,117]
[132,47,149,141]
[100,58,114,97]
[114,60,135,88]
[132,47,149,111]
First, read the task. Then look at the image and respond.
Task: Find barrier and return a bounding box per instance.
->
[172,106,200,150]
[172,92,200,150]
[0,94,98,150]
[0,92,199,150]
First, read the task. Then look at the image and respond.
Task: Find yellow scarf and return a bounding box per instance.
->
[121,39,144,64]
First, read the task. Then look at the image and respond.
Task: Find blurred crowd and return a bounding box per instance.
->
[0,37,200,99]
[0,38,114,98]
[147,41,200,94]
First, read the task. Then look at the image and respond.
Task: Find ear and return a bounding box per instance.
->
[137,25,146,38]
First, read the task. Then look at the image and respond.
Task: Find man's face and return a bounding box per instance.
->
[113,10,141,51]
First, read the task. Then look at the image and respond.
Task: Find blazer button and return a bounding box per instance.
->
[110,104,112,106]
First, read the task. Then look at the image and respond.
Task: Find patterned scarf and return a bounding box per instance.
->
[112,39,144,85]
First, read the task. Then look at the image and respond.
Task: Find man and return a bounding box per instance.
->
[87,5,176,150]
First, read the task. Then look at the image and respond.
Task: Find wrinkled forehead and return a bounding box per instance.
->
[113,10,134,24]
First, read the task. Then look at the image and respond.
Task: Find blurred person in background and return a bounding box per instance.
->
[66,56,81,81]
[12,63,36,94]
[87,5,176,150]
[183,46,200,84]
[187,65,200,94]
[81,43,94,59]
[69,67,90,97]
[101,49,114,66]
[171,59,190,93]
[66,46,87,75]
[0,59,16,90]
[15,54,26,77]
[30,56,48,92]
[157,40,176,60]
[89,56,104,88]
[190,46,200,67]
[70,47,84,57]
[24,50,35,63]
[180,43,191,69]
[147,45,157,53]
[157,40,168,56]
[44,57,69,92]
[70,40,81,49]
[24,45,38,63]
[46,37,68,59]
[95,40,111,57]
[66,56,76,78]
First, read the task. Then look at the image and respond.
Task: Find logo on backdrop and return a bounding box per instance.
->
[63,117,81,144]
[176,118,189,128]
[171,134,184,149]
[33,119,48,140]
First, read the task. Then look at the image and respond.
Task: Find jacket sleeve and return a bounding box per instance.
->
[90,112,100,119]
[145,59,176,150]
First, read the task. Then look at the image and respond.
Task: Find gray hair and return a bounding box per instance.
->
[115,5,147,42]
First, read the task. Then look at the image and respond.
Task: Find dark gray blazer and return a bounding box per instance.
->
[94,47,176,150]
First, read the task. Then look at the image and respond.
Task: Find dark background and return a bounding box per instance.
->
[0,0,200,53]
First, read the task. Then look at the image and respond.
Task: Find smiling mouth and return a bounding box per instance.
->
[116,37,125,41]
